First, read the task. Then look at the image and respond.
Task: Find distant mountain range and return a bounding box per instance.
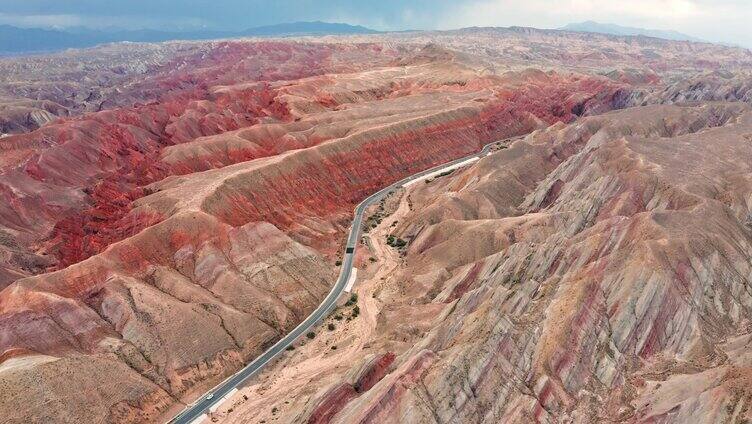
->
[0,20,712,55]
[0,21,379,54]
[560,21,703,43]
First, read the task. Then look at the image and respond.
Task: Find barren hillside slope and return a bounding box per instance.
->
[0,27,751,423]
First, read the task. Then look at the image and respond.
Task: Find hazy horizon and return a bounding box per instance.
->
[1,1,750,48]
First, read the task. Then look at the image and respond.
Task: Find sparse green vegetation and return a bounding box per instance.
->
[364,207,390,233]
[386,234,407,249]
[335,260,342,266]
[334,314,343,321]
[345,293,358,306]
[285,345,295,351]
[306,331,316,339]
[327,323,336,331]
[369,257,377,262]
[331,345,337,350]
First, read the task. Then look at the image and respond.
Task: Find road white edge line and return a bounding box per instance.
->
[209,388,238,413]
[188,414,208,424]
[344,268,358,292]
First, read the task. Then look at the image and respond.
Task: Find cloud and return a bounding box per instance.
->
[0,13,84,28]
[0,12,209,30]
[436,0,700,29]
[0,1,749,47]
[434,0,752,46]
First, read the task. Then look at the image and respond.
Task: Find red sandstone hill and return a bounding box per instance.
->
[309,101,752,423]
[0,28,751,423]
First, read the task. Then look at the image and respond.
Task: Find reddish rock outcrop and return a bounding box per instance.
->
[325,102,752,424]
[307,383,359,424]
[305,352,396,424]
[355,352,396,393]
[0,42,400,281]
[2,28,750,424]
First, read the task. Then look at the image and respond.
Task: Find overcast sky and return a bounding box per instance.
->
[1,0,750,47]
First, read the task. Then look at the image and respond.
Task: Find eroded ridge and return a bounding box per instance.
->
[0,27,751,423]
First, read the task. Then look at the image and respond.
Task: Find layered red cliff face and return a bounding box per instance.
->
[0,41,398,285]
[306,352,396,424]
[0,47,631,287]
[1,28,751,423]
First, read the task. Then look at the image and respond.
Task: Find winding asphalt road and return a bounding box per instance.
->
[169,139,507,424]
